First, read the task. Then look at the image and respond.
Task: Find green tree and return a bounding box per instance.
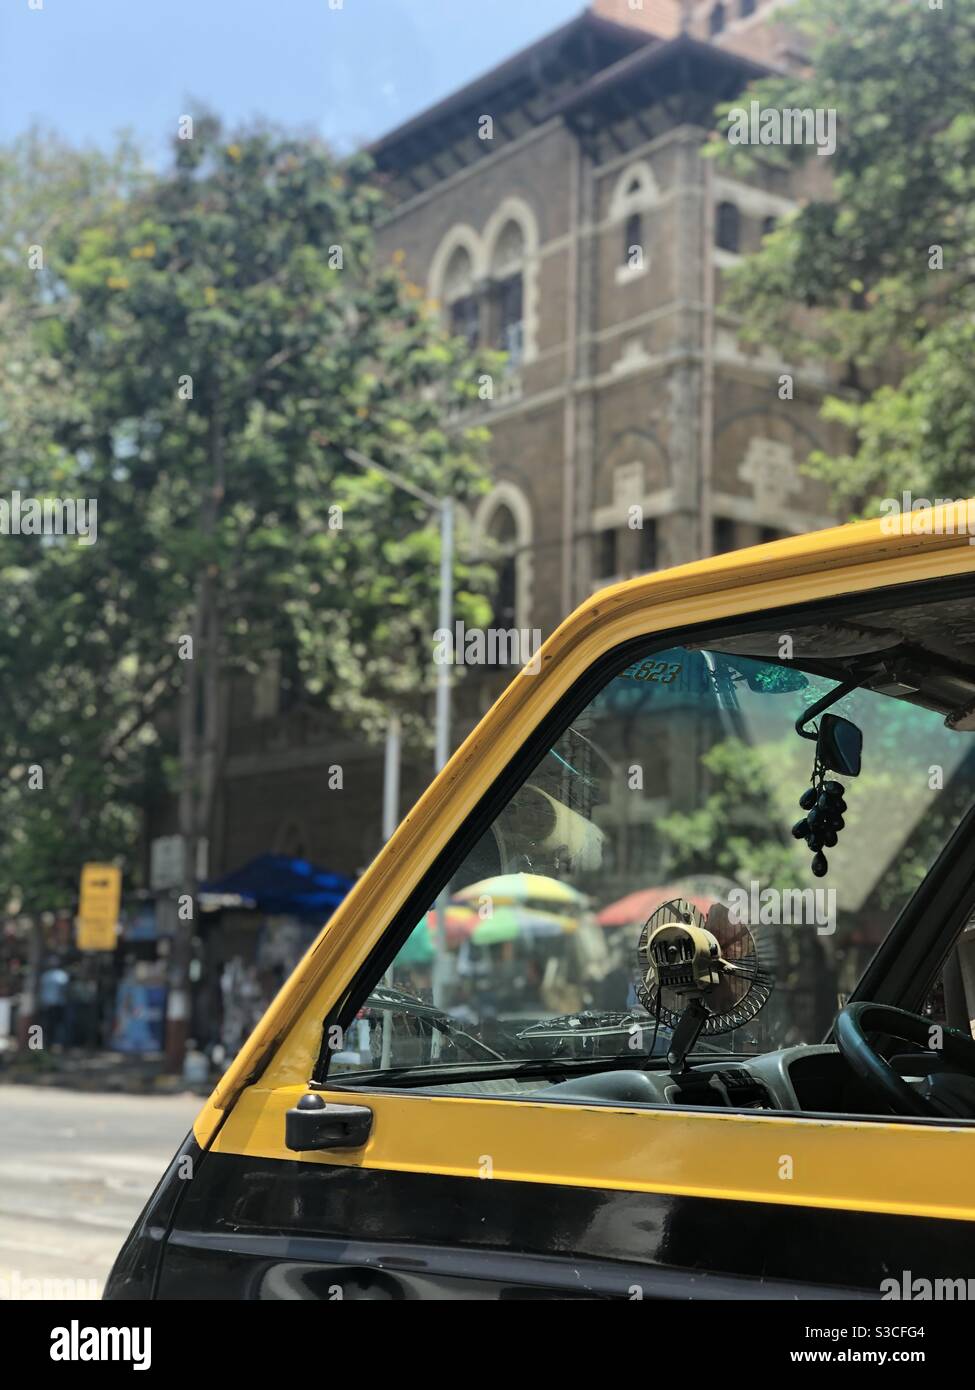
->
[2,118,495,1062]
[708,0,975,514]
[658,738,805,889]
[0,131,153,908]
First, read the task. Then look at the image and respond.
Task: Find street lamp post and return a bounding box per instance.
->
[434,494,454,775]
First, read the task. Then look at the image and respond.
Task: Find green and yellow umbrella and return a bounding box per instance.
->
[470,905,571,947]
[453,873,587,915]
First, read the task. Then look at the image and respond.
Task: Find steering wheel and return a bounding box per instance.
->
[835,1002,975,1118]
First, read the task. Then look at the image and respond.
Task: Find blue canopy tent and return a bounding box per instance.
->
[199,854,353,923]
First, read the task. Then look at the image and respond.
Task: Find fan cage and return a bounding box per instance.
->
[633,898,774,1037]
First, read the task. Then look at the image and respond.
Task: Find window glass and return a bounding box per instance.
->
[492,556,517,635]
[623,211,643,269]
[716,201,740,253]
[639,520,658,572]
[597,528,618,580]
[713,517,736,553]
[494,273,524,364]
[332,611,975,1083]
[449,294,480,350]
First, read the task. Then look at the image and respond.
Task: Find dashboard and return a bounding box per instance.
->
[516,1045,884,1115]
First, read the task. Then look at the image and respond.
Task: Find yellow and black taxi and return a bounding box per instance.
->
[107,503,975,1300]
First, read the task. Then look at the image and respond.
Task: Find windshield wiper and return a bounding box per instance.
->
[363,985,449,1023]
[359,987,503,1062]
[329,1052,690,1089]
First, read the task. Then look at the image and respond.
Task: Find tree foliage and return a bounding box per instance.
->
[0,118,496,915]
[709,0,975,514]
[0,130,151,912]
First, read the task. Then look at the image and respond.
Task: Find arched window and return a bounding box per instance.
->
[443,244,473,301]
[623,211,644,271]
[741,0,757,16]
[473,484,534,632]
[443,244,480,349]
[481,198,539,368]
[611,164,658,217]
[761,214,777,240]
[716,201,740,253]
[709,3,726,35]
[487,504,518,631]
[490,220,525,366]
[611,162,657,282]
[429,226,484,350]
[493,219,525,273]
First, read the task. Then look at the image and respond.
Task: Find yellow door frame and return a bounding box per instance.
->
[193,505,975,1224]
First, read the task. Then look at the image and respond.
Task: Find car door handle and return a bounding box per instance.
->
[285,1093,373,1152]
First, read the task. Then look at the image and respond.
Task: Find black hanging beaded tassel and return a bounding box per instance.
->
[791,753,847,878]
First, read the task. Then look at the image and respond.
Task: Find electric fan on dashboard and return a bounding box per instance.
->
[633,897,775,1070]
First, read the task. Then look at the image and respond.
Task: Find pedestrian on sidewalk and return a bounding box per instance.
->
[38,956,69,1050]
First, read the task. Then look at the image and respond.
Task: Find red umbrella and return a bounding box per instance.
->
[597,886,715,928]
[420,905,479,947]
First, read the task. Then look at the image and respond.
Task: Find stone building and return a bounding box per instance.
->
[370,0,841,646]
[199,0,848,883]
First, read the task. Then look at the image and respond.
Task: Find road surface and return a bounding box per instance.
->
[0,1085,199,1299]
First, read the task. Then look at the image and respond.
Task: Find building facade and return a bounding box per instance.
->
[371,0,842,646]
[195,0,848,886]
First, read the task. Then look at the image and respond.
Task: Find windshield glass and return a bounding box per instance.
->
[331,617,975,1079]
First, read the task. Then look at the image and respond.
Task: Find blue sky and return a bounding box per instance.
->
[0,0,585,159]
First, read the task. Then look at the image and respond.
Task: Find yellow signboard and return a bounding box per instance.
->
[77,863,121,951]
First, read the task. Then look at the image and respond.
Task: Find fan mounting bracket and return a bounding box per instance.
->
[667,997,710,1078]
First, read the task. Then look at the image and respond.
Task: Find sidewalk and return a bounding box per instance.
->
[0,1046,214,1096]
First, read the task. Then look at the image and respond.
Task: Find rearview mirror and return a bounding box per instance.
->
[817,713,862,777]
